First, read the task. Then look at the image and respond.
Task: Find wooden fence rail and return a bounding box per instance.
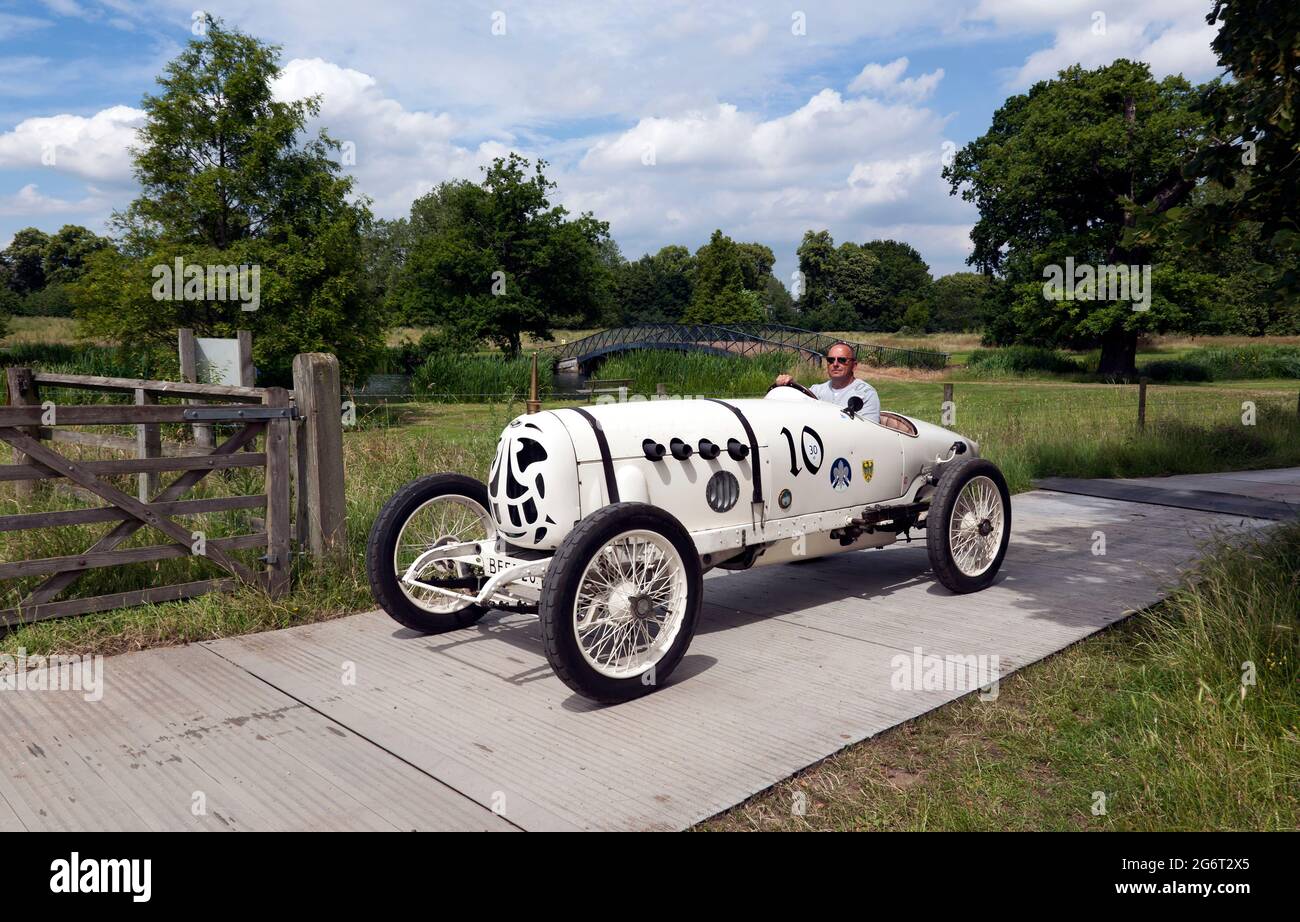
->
[0,372,298,628]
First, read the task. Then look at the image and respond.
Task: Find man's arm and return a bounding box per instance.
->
[857,382,881,423]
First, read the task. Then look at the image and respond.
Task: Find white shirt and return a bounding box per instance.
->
[811,377,880,422]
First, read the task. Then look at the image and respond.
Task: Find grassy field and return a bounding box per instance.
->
[701,521,1300,831]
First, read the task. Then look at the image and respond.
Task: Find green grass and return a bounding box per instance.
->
[701,521,1300,830]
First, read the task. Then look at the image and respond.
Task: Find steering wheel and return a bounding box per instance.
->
[766,379,818,400]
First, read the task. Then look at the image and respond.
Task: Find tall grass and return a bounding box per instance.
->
[411,353,549,402]
[593,349,816,396]
[966,346,1084,376]
[703,522,1300,830]
[0,342,177,380]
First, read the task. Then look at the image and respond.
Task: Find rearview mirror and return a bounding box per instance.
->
[847,396,864,414]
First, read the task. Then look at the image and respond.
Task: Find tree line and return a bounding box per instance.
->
[2,3,1296,381]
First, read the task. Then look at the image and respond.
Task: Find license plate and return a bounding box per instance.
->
[482,553,542,586]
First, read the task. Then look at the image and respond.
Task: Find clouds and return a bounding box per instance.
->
[569,83,972,276]
[970,0,1221,86]
[848,58,945,101]
[0,0,1227,279]
[271,57,511,216]
[0,105,142,182]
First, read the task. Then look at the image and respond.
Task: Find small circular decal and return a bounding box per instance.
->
[829,457,851,492]
[778,488,793,509]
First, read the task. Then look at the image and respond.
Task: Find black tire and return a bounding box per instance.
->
[539,503,703,703]
[366,472,492,633]
[925,457,1011,594]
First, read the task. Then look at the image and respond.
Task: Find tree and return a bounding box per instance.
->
[611,245,694,324]
[0,267,14,336]
[42,225,109,285]
[944,61,1208,375]
[925,273,1001,332]
[831,243,881,324]
[1183,0,1300,293]
[792,230,877,330]
[762,275,796,324]
[683,229,764,324]
[75,19,383,383]
[859,240,931,331]
[1,228,50,294]
[736,242,776,292]
[401,153,612,356]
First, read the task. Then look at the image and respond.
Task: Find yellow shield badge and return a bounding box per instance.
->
[862,459,874,482]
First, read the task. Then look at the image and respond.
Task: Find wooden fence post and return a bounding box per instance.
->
[1137,378,1148,432]
[237,330,255,386]
[135,388,160,501]
[263,386,292,596]
[178,328,214,449]
[291,353,347,560]
[5,367,40,501]
[526,351,541,414]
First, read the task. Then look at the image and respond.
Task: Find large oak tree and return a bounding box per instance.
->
[944,60,1205,375]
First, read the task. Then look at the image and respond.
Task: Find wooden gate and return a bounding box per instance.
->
[0,369,295,627]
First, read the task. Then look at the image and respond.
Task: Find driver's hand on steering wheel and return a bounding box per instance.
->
[774,373,793,386]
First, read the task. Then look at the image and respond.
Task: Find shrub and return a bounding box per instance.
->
[1140,359,1214,383]
[1189,345,1300,380]
[965,346,1083,376]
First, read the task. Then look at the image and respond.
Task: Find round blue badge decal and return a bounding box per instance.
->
[829,457,851,491]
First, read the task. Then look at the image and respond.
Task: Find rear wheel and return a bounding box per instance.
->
[925,458,1011,593]
[539,503,702,703]
[366,473,494,633]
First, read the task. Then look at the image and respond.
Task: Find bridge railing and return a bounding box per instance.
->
[547,323,949,370]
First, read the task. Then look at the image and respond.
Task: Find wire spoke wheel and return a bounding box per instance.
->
[394,494,495,613]
[368,473,497,633]
[539,503,702,702]
[948,475,1005,577]
[926,458,1011,594]
[573,530,688,679]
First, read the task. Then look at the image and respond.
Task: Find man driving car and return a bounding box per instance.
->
[773,342,880,423]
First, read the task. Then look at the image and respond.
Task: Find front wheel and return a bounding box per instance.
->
[539,503,702,703]
[925,457,1011,593]
[366,472,495,633]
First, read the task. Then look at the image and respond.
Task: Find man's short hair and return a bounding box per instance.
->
[826,341,856,361]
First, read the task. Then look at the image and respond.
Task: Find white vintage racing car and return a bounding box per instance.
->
[366,381,1011,703]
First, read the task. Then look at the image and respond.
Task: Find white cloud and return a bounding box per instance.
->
[0,12,52,41]
[0,183,106,216]
[0,105,142,182]
[970,0,1221,85]
[848,58,945,101]
[271,57,512,216]
[568,86,974,276]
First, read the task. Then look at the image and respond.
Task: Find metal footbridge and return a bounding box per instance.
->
[546,324,949,372]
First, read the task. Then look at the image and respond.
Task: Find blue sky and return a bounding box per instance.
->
[1,1,1224,281]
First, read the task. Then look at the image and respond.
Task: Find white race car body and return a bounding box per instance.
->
[372,384,1009,701]
[408,390,976,609]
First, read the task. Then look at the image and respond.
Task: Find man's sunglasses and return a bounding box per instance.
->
[826,356,853,365]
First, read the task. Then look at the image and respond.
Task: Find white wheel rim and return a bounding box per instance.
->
[948,475,1005,577]
[394,494,495,613]
[573,530,689,680]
